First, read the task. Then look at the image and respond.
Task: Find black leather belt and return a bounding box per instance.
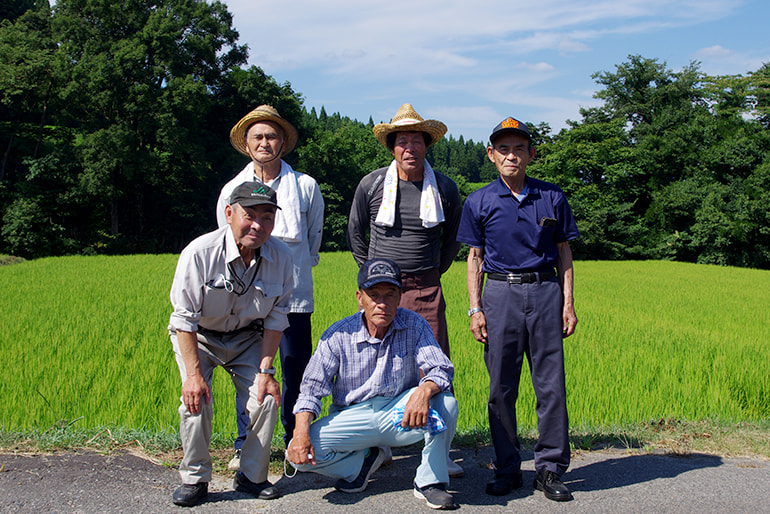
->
[198,318,264,338]
[487,270,555,284]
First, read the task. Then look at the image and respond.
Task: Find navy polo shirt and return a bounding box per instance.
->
[457,176,579,274]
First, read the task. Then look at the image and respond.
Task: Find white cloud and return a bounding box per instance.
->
[221,0,760,139]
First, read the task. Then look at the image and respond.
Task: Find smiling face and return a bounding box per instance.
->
[391,131,427,179]
[244,121,285,164]
[356,282,401,339]
[225,203,276,261]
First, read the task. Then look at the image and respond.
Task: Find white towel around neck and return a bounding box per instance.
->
[374,159,445,228]
[241,160,303,242]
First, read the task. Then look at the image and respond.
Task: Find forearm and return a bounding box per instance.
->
[556,242,574,305]
[260,328,282,370]
[418,379,441,399]
[467,247,484,309]
[176,330,202,377]
[293,411,315,437]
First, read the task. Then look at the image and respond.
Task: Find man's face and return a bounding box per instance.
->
[225,203,276,251]
[487,132,535,181]
[391,131,427,176]
[244,121,284,163]
[356,283,401,336]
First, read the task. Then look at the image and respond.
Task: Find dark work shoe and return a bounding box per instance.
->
[334,446,386,493]
[485,471,523,496]
[534,469,572,501]
[172,482,208,507]
[414,482,459,510]
[233,471,280,500]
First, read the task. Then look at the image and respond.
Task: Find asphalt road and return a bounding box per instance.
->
[2,446,768,513]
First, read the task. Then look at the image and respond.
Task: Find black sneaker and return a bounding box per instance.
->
[334,446,386,493]
[534,469,571,501]
[485,471,523,496]
[413,482,459,510]
[172,482,208,507]
[233,471,280,500]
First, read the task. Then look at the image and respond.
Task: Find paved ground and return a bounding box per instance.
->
[1,446,768,513]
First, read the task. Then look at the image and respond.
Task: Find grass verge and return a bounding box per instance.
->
[2,420,767,479]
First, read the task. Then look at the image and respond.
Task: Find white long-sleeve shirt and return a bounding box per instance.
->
[216,161,324,313]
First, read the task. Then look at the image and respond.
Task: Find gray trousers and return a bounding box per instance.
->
[171,327,278,484]
[483,277,570,476]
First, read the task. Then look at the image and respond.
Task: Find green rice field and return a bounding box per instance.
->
[1,254,768,443]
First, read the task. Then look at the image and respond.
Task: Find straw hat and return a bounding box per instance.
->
[229,105,298,158]
[373,104,447,148]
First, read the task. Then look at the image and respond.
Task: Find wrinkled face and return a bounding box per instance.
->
[487,132,535,181]
[225,203,276,251]
[391,131,427,176]
[356,283,401,337]
[244,121,284,163]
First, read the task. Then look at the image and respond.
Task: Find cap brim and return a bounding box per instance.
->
[359,277,402,290]
[235,200,281,210]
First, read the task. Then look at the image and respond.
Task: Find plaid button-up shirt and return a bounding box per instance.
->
[294,308,454,417]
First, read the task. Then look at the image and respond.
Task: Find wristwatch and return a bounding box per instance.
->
[468,307,483,317]
[259,367,276,375]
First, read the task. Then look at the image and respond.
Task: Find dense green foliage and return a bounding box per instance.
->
[1,255,768,438]
[2,2,769,267]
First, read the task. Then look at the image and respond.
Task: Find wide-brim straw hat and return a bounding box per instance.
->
[373,104,447,148]
[229,105,298,158]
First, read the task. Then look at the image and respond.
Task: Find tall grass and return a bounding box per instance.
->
[1,254,768,442]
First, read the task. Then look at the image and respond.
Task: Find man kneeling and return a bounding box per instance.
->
[286,258,459,510]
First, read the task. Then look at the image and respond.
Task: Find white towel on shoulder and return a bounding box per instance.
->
[239,160,303,242]
[374,160,444,228]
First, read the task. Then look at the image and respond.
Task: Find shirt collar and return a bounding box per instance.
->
[493,176,540,198]
[224,226,275,267]
[353,308,407,345]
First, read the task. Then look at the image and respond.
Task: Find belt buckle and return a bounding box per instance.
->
[505,273,521,284]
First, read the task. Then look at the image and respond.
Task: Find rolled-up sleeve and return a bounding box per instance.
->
[168,248,205,333]
[415,321,454,392]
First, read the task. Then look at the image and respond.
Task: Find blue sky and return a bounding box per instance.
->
[223,0,770,144]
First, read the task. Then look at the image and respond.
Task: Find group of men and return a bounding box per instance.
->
[167,103,579,509]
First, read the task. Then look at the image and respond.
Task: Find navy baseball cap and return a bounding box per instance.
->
[229,181,281,209]
[489,117,532,144]
[357,258,402,290]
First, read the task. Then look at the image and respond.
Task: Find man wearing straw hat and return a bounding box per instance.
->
[457,117,578,502]
[348,104,462,361]
[217,105,324,468]
[169,182,291,506]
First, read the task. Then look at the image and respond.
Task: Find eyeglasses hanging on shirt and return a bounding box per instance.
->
[206,254,262,296]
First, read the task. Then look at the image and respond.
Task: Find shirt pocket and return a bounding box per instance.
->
[535,223,557,254]
[253,278,284,300]
[201,286,235,318]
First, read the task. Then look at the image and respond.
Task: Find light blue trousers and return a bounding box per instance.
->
[292,387,458,488]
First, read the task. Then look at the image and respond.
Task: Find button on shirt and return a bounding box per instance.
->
[457,176,579,273]
[293,308,454,418]
[168,225,292,335]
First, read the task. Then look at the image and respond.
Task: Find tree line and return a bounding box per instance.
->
[2,1,769,268]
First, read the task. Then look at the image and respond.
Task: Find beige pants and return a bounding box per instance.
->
[171,327,278,484]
